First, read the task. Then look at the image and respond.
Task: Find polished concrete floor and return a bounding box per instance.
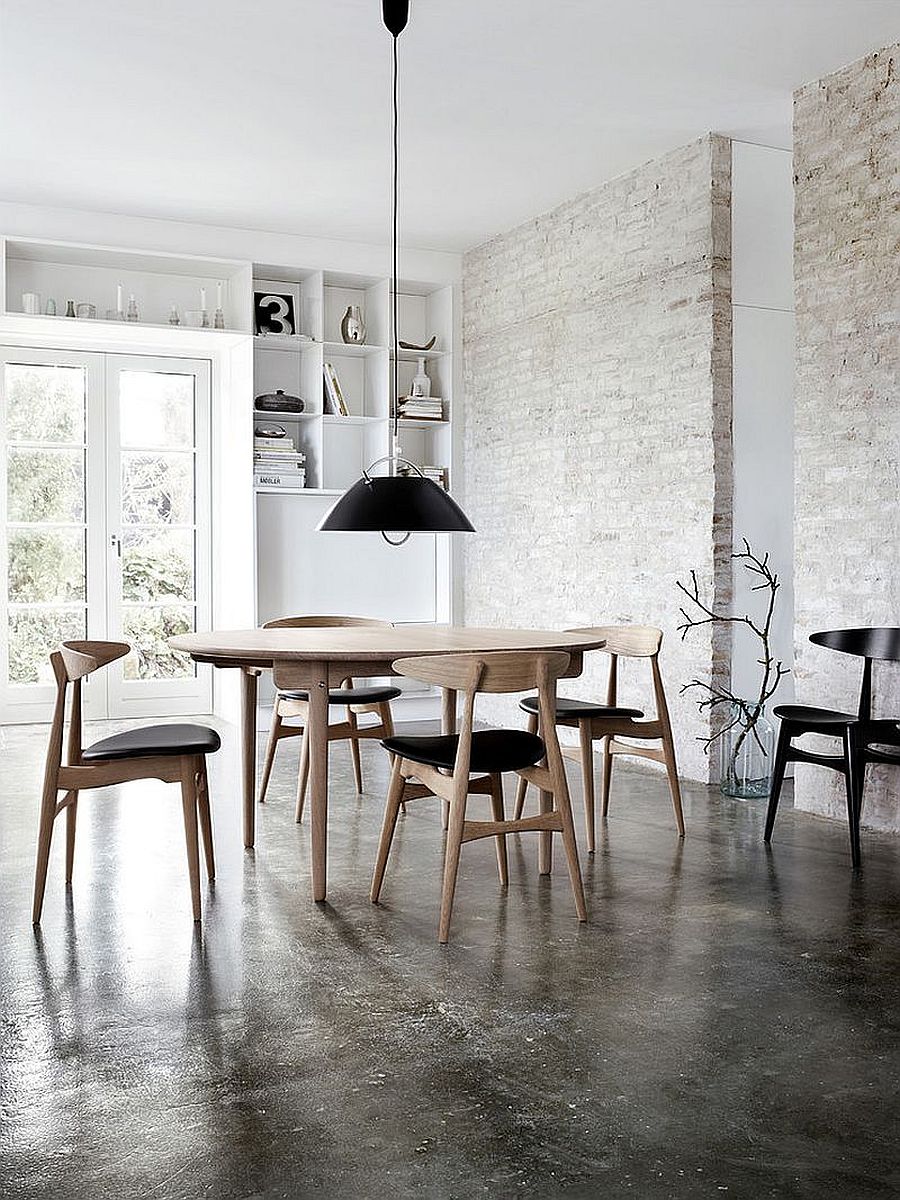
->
[2,717,900,1199]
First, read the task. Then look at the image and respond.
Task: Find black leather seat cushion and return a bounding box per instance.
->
[519,695,643,720]
[82,723,221,761]
[280,686,402,705]
[774,704,857,730]
[382,729,546,773]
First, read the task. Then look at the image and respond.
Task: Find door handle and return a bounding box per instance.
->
[110,533,122,557]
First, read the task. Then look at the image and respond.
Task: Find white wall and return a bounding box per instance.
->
[730,141,795,704]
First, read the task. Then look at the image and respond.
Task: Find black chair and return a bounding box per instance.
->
[765,627,900,870]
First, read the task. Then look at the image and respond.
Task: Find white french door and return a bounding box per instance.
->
[0,347,212,723]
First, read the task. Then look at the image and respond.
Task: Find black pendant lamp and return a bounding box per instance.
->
[318,0,475,544]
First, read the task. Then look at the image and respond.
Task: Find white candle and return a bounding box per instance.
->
[116,284,123,314]
[200,287,207,311]
[216,281,223,309]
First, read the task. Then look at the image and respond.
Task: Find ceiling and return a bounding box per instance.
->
[0,1,897,254]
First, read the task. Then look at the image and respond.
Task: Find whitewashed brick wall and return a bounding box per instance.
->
[461,135,733,783]
[794,45,900,830]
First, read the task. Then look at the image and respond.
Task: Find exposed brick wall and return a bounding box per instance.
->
[461,135,733,783]
[793,46,900,830]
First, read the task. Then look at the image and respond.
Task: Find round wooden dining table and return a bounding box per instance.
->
[170,624,606,901]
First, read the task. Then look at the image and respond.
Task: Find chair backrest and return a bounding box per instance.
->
[566,624,662,658]
[810,627,900,720]
[263,614,391,629]
[45,641,131,777]
[810,628,900,662]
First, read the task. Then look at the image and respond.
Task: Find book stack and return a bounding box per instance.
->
[420,465,448,490]
[323,362,349,416]
[254,433,306,489]
[399,396,443,422]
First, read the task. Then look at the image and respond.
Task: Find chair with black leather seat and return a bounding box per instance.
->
[765,627,900,871]
[33,640,220,924]
[370,650,586,943]
[256,615,402,821]
[514,626,684,852]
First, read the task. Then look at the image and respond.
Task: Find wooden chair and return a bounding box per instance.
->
[256,616,402,821]
[765,627,900,871]
[514,626,684,852]
[33,640,220,924]
[370,650,587,943]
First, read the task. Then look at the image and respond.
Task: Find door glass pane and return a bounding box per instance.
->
[116,369,198,683]
[4,361,88,689]
[120,372,193,448]
[121,452,194,525]
[5,363,85,443]
[121,529,194,602]
[121,605,194,680]
[7,447,85,523]
[8,608,86,684]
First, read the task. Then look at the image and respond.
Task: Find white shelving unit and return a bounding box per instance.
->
[0,235,459,719]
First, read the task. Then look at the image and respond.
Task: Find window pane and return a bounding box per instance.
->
[8,607,86,684]
[120,372,193,448]
[121,452,194,525]
[7,447,85,523]
[122,528,194,602]
[121,605,195,680]
[8,528,85,603]
[5,364,85,443]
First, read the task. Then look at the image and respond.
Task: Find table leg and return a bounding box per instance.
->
[241,669,258,848]
[308,662,330,902]
[539,788,553,874]
[441,686,458,831]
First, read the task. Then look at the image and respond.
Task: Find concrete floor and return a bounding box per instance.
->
[2,717,900,1200]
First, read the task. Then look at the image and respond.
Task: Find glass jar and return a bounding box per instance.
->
[719,702,775,799]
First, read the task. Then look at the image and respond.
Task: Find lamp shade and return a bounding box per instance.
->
[318,474,475,533]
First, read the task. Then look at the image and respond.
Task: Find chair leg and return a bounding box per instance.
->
[379,702,404,812]
[65,792,79,885]
[554,777,588,922]
[180,758,202,922]
[439,780,470,944]
[578,719,596,853]
[600,735,613,819]
[196,760,215,881]
[295,723,311,823]
[347,708,364,794]
[32,781,59,925]
[371,756,407,903]
[514,711,538,819]
[843,727,862,872]
[258,707,283,804]
[489,773,508,887]
[764,721,793,843]
[661,729,685,838]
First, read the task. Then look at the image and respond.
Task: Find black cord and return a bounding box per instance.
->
[391,31,400,455]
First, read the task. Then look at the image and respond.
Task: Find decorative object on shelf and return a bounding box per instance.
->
[254,290,297,336]
[254,423,288,440]
[255,388,305,414]
[21,292,41,315]
[399,335,436,351]
[340,305,366,344]
[126,294,139,322]
[76,303,96,320]
[411,356,432,398]
[213,282,225,330]
[399,396,442,421]
[168,304,181,325]
[677,539,789,799]
[45,298,56,317]
[116,283,124,320]
[198,287,209,328]
[323,362,349,416]
[318,0,474,544]
[65,300,76,319]
[184,310,206,328]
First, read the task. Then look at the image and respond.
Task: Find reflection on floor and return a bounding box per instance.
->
[2,717,900,1198]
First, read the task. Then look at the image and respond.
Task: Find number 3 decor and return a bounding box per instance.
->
[254,290,297,336]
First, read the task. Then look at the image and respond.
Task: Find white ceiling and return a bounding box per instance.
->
[0,1,897,253]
